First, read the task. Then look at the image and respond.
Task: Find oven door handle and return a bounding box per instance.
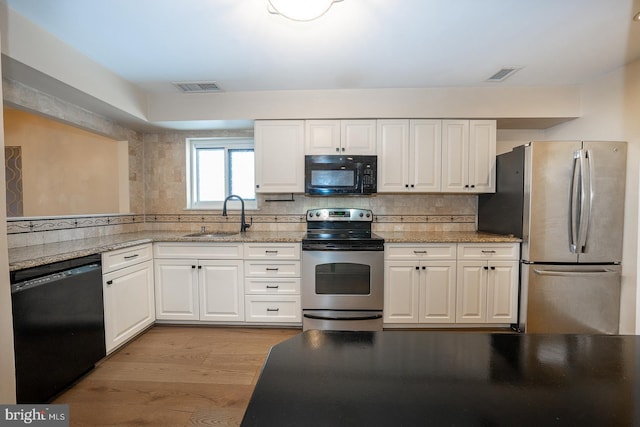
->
[303,312,383,321]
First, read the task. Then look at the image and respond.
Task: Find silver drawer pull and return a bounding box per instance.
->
[413,251,428,254]
[265,250,279,254]
[481,250,496,254]
[266,308,280,312]
[124,254,140,260]
[266,285,280,289]
[266,267,279,271]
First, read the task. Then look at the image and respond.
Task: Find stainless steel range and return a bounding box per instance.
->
[301,208,385,331]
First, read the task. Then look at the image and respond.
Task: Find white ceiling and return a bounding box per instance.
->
[2,0,640,132]
[5,0,640,95]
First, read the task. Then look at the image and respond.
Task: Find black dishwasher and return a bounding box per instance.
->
[10,254,106,403]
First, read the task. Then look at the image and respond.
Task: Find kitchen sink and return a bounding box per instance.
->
[183,231,240,238]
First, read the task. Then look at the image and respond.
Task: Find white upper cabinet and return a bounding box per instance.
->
[442,120,496,193]
[304,120,376,155]
[376,120,409,192]
[377,119,441,192]
[254,120,305,193]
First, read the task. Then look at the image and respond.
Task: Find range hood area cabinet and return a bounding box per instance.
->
[253,119,496,194]
[304,120,377,155]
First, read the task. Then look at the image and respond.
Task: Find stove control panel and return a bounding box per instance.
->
[306,208,373,222]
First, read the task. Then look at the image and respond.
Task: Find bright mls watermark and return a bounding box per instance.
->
[0,405,68,426]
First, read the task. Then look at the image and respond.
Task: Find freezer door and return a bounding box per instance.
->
[519,263,621,334]
[523,141,581,263]
[578,141,626,263]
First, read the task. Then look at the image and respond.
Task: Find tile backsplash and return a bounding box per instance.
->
[6,193,477,248]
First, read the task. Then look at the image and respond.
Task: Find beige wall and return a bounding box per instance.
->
[0,36,16,403]
[545,58,640,334]
[3,108,127,216]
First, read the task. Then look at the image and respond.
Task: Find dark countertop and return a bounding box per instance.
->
[241,330,638,427]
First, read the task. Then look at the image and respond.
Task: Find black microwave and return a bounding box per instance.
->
[305,155,377,195]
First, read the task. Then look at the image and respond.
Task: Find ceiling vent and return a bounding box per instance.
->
[486,67,521,82]
[173,81,223,93]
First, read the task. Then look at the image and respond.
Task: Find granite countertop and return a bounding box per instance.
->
[242,330,637,427]
[8,230,520,271]
[7,231,305,271]
[377,230,521,243]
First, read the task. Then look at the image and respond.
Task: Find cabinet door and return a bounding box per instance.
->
[486,261,518,323]
[419,261,456,323]
[103,260,155,353]
[376,120,409,192]
[384,261,420,323]
[341,120,376,154]
[468,120,496,193]
[154,259,199,320]
[305,120,340,154]
[254,120,304,193]
[442,120,470,192]
[456,261,487,323]
[411,120,442,192]
[199,260,244,322]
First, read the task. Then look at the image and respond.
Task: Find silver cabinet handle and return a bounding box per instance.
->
[481,250,496,254]
[265,267,279,271]
[266,285,280,289]
[265,250,278,254]
[266,308,280,312]
[124,254,139,260]
[413,250,427,254]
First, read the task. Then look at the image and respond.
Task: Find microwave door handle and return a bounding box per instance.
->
[356,169,363,193]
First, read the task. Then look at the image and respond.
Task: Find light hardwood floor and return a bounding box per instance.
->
[53,326,301,426]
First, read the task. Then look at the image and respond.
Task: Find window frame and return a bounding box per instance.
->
[186,137,257,210]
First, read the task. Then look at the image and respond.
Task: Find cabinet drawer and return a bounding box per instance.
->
[244,243,301,260]
[244,261,301,277]
[457,243,519,260]
[244,296,302,323]
[245,278,301,294]
[102,243,152,274]
[385,244,456,260]
[153,242,243,259]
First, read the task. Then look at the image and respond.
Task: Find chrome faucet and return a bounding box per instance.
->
[222,195,251,233]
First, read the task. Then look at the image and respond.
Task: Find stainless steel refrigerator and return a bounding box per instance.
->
[478,141,626,334]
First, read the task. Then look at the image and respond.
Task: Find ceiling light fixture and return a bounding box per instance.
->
[267,0,343,22]
[634,11,640,21]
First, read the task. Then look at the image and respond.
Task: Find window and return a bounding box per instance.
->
[187,138,256,210]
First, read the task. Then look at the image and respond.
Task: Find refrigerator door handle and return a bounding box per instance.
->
[577,149,593,253]
[569,151,582,253]
[533,268,617,277]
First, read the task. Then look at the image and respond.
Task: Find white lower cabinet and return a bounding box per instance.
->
[243,243,302,324]
[102,244,155,354]
[154,259,199,320]
[153,243,244,323]
[456,244,519,324]
[384,242,519,327]
[384,244,457,324]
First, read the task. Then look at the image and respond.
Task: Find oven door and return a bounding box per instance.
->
[302,250,384,311]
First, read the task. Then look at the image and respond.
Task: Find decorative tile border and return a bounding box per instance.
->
[7,214,145,235]
[144,214,307,224]
[374,215,475,223]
